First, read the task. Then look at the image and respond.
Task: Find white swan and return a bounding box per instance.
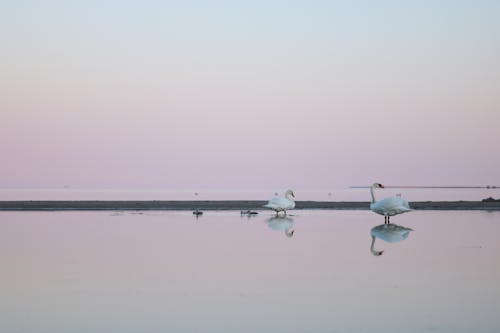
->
[264,189,295,216]
[370,223,413,256]
[266,216,295,238]
[370,183,411,223]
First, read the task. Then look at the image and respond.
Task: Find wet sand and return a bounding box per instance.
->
[1,200,500,211]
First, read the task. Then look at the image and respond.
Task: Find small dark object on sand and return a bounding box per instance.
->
[240,210,258,216]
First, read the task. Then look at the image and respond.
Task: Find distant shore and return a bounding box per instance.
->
[1,200,500,211]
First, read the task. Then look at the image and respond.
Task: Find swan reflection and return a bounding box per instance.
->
[370,223,413,256]
[266,216,295,238]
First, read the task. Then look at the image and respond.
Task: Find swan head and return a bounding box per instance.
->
[372,183,384,189]
[370,235,384,256]
[285,189,295,198]
[285,229,295,238]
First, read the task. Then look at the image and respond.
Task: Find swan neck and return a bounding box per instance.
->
[370,185,376,203]
[370,235,376,252]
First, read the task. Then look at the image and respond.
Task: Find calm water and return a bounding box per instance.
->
[1,210,499,333]
[1,187,500,201]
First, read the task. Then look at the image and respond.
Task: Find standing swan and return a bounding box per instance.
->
[264,190,295,216]
[370,183,411,223]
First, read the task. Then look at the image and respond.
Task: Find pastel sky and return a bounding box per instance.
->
[1,1,499,190]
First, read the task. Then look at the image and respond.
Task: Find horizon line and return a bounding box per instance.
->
[350,185,498,189]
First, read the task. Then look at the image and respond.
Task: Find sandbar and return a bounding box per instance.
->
[1,200,499,211]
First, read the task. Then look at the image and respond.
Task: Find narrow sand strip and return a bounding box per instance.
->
[1,200,499,211]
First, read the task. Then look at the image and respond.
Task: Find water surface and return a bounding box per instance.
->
[1,187,499,201]
[1,210,499,332]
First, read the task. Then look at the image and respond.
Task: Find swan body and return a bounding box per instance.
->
[370,223,413,256]
[370,183,411,223]
[264,190,295,215]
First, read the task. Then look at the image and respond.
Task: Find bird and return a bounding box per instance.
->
[263,189,295,216]
[266,216,295,238]
[240,210,258,216]
[193,209,203,217]
[369,183,411,223]
[370,223,413,256]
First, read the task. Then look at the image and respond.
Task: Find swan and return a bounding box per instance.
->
[370,183,411,223]
[264,190,295,216]
[370,223,413,256]
[266,216,295,238]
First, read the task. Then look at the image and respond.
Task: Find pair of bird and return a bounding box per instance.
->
[265,184,413,256]
[264,183,412,222]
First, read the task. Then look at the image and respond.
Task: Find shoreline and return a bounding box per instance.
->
[1,200,500,211]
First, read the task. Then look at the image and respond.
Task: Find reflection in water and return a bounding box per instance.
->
[2,210,500,332]
[266,216,295,237]
[370,223,413,256]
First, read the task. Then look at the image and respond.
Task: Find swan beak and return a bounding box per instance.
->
[291,191,295,198]
[371,250,384,256]
[379,184,385,188]
[285,229,295,238]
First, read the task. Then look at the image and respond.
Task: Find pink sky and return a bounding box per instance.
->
[1,1,499,190]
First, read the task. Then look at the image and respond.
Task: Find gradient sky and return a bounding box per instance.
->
[1,1,499,190]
